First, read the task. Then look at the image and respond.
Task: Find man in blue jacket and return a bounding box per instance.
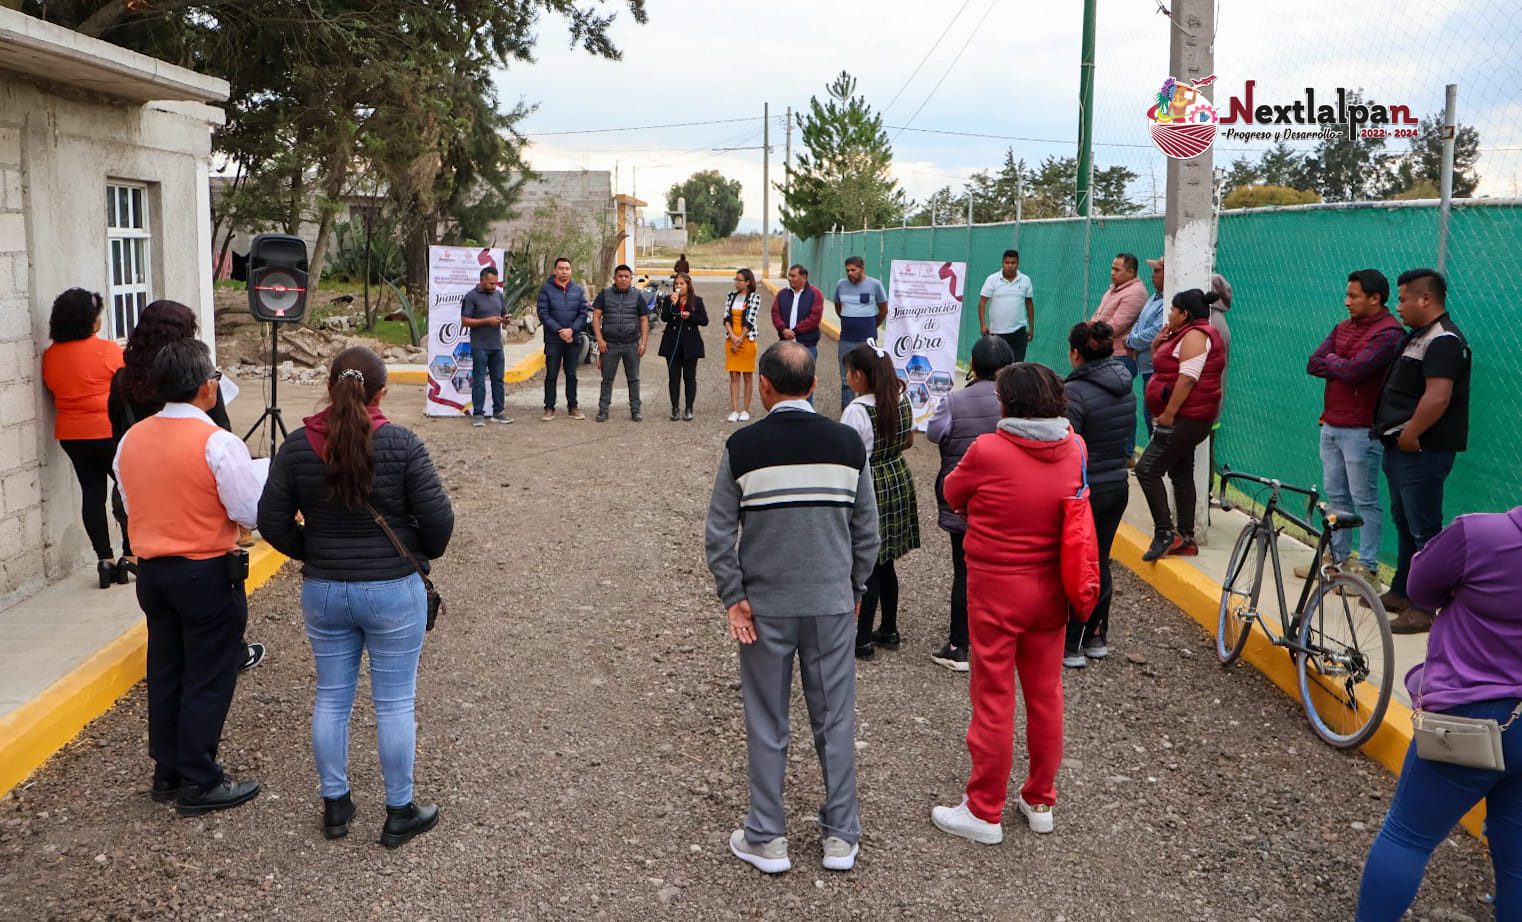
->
[537,257,589,420]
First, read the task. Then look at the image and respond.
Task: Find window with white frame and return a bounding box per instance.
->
[106,183,153,338]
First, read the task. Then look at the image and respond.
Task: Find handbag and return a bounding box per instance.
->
[1411,671,1521,771]
[1060,442,1101,621]
[366,503,445,631]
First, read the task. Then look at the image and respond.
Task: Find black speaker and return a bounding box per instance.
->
[248,234,309,323]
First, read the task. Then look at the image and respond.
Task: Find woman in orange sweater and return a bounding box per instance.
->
[40,289,127,588]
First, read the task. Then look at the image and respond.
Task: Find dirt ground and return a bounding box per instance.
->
[0,280,1500,921]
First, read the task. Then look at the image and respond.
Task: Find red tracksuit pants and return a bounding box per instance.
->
[964,568,1066,823]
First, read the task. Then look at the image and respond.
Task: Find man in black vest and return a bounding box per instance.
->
[592,264,651,422]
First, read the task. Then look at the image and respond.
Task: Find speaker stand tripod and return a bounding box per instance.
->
[243,321,289,459]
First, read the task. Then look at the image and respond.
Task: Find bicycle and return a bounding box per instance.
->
[1216,468,1394,749]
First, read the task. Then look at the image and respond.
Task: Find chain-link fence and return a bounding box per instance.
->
[791,196,1521,566]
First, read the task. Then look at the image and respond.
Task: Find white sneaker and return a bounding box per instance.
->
[738,411,751,421]
[1062,650,1088,669]
[726,411,740,422]
[729,829,790,874]
[1018,797,1054,834]
[1083,638,1109,660]
[821,836,858,871]
[931,799,1003,845]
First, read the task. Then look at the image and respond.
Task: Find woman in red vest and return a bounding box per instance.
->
[1138,288,1228,561]
[931,363,1095,844]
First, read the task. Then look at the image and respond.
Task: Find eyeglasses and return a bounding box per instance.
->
[210,370,223,382]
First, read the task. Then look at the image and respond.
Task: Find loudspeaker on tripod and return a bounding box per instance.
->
[248,233,309,323]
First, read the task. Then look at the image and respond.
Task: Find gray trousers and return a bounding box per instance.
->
[739,611,860,845]
[598,341,641,415]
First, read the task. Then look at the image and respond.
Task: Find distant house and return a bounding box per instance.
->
[0,9,227,604]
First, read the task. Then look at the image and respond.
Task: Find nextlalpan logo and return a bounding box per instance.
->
[1148,76,1421,157]
[1147,74,1220,160]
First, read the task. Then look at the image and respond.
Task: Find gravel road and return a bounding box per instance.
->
[0,280,1499,921]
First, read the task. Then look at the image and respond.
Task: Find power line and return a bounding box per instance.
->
[892,0,999,142]
[881,0,973,117]
[527,116,781,137]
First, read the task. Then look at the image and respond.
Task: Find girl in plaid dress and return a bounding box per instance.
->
[841,342,921,659]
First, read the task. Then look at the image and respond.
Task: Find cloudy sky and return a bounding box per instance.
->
[494,0,1522,232]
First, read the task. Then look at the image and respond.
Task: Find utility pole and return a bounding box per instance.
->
[1074,0,1097,217]
[1437,83,1458,273]
[784,106,792,271]
[762,103,770,280]
[1164,0,1216,539]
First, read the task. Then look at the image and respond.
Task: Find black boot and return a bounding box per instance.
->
[97,559,117,589]
[380,802,439,849]
[323,792,354,840]
[1142,529,1176,562]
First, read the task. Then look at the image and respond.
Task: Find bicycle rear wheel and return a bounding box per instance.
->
[1296,574,1394,749]
[1217,522,1266,665]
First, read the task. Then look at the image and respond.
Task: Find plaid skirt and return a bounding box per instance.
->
[871,452,920,563]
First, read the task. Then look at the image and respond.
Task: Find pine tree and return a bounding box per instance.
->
[667,171,744,239]
[781,72,906,238]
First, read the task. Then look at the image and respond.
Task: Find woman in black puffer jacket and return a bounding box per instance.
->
[1063,321,1136,668]
[258,346,454,848]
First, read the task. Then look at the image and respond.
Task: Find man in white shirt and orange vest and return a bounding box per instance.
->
[115,339,268,815]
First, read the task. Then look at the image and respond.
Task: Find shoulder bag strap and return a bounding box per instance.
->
[366,502,431,585]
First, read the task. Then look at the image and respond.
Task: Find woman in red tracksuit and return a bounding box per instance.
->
[931,363,1095,844]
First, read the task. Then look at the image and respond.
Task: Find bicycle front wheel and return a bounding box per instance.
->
[1217,522,1266,665]
[1296,574,1394,749]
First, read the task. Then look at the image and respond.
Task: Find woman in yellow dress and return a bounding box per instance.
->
[724,268,761,422]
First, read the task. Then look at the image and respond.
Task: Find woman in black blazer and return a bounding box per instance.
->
[657,273,708,420]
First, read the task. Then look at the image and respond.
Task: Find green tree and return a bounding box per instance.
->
[1222,184,1322,209]
[666,170,743,239]
[907,187,963,226]
[1094,164,1142,215]
[26,0,647,293]
[1386,112,1480,198]
[781,71,906,238]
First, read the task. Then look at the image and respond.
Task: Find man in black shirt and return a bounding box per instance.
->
[1368,268,1470,633]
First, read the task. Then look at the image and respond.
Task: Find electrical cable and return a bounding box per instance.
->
[892,0,1000,142]
[881,0,973,116]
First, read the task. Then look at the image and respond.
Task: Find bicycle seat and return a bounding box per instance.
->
[1326,512,1364,531]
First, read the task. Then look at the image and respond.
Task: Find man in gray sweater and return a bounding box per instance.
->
[704,341,879,875]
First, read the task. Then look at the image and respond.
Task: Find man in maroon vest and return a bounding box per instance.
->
[1301,270,1404,588]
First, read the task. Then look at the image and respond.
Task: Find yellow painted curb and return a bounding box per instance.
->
[758,278,842,340]
[389,350,546,388]
[0,542,288,798]
[1112,520,1484,838]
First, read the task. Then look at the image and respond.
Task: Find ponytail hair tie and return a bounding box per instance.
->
[865,338,888,359]
[338,368,365,385]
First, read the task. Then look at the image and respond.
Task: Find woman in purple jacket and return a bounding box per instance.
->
[925,336,1015,672]
[1355,507,1522,920]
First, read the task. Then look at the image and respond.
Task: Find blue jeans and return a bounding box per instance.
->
[302,574,428,807]
[471,347,504,416]
[1382,447,1455,599]
[1355,697,1522,921]
[1319,425,1385,564]
[837,338,866,408]
[1138,371,1154,437]
[544,339,580,410]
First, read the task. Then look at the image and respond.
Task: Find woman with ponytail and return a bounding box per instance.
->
[840,342,920,659]
[258,347,454,848]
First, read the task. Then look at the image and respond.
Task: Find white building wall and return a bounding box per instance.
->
[0,72,221,603]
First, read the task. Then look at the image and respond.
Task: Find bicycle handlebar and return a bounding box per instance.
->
[1218,467,1323,535]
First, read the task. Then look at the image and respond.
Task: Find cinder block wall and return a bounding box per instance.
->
[0,119,44,607]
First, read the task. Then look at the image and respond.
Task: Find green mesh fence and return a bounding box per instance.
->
[791,200,1521,564]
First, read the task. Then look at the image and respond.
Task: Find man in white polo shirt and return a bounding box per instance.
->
[978,249,1036,362]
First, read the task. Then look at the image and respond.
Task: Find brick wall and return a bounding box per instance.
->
[0,121,45,603]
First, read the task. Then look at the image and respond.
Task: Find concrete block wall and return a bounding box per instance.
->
[0,116,45,607]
